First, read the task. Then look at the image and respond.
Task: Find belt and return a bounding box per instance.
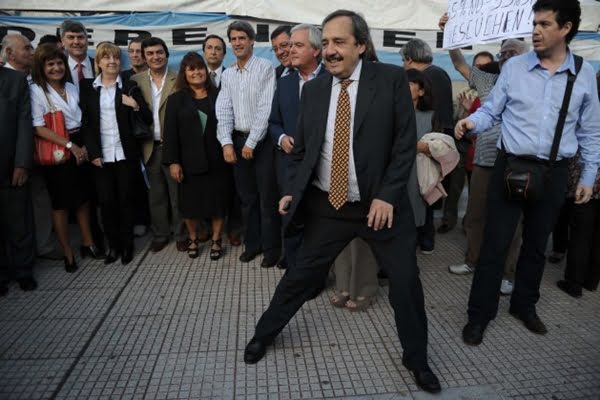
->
[68,128,80,135]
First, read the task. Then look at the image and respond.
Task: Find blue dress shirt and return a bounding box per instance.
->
[468,50,600,186]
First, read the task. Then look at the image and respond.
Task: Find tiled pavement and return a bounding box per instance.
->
[0,228,599,400]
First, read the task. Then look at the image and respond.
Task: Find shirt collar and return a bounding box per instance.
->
[233,55,256,72]
[68,55,91,71]
[147,68,167,84]
[297,63,323,81]
[209,65,223,75]
[526,49,576,74]
[332,59,362,86]
[92,74,123,89]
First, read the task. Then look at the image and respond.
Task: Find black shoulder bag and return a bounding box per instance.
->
[503,55,583,204]
[128,85,154,141]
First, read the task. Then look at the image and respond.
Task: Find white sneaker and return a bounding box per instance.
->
[500,279,514,295]
[448,263,473,275]
[133,225,147,237]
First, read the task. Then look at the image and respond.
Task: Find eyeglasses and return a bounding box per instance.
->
[271,42,291,52]
[496,50,518,60]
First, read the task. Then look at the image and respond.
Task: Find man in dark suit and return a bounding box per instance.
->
[0,67,37,295]
[244,10,441,394]
[121,37,148,83]
[60,20,96,91]
[270,25,292,79]
[269,23,326,270]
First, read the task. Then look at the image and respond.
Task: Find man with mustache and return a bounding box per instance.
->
[245,10,441,394]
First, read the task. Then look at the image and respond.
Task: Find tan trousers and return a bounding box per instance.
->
[333,237,379,300]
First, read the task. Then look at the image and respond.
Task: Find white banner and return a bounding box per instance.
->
[443,0,536,49]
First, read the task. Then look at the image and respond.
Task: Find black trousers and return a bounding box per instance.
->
[92,160,137,250]
[551,200,571,253]
[232,133,281,259]
[254,187,429,369]
[468,155,568,323]
[0,183,35,281]
[565,199,600,291]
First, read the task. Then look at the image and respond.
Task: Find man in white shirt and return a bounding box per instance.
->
[60,20,95,92]
[203,34,226,89]
[216,21,281,268]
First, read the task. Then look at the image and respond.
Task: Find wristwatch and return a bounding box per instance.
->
[65,141,73,150]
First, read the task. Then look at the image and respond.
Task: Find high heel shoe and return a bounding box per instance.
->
[104,248,120,265]
[64,256,78,273]
[80,245,104,260]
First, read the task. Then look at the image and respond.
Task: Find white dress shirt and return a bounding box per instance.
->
[149,69,167,141]
[30,82,82,130]
[92,75,125,162]
[208,65,224,88]
[68,55,93,92]
[216,55,276,149]
[313,60,362,202]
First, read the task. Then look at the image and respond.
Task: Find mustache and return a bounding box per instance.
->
[325,55,343,63]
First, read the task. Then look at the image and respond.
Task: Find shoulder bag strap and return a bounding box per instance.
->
[549,54,584,164]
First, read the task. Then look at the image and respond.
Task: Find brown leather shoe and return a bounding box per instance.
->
[228,234,242,247]
[176,239,191,252]
[150,239,169,253]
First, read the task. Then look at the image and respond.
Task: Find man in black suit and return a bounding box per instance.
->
[60,20,96,91]
[270,25,292,79]
[0,67,37,295]
[244,10,441,394]
[121,37,148,83]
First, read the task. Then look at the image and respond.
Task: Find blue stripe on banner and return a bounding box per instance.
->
[0,12,230,27]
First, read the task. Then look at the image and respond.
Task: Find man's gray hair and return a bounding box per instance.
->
[0,34,25,63]
[400,38,433,64]
[501,38,529,55]
[290,24,322,50]
[60,19,87,38]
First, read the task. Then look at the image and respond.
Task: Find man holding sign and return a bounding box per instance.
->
[455,0,600,345]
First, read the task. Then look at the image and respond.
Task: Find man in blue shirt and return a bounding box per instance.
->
[455,0,600,345]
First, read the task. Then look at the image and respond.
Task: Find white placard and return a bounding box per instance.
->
[443,0,536,49]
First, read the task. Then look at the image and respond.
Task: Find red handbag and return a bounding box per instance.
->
[34,90,71,166]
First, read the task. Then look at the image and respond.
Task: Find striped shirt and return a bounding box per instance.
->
[468,67,501,167]
[216,55,276,149]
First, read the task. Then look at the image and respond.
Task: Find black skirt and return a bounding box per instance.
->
[42,156,94,210]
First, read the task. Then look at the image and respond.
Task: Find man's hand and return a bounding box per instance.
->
[439,12,449,31]
[223,144,237,164]
[91,158,103,168]
[281,135,294,154]
[11,167,28,187]
[169,163,184,183]
[367,198,394,231]
[455,118,475,140]
[417,141,431,156]
[241,145,254,160]
[574,184,593,204]
[279,195,293,215]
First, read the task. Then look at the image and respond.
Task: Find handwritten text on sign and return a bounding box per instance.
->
[443,0,535,49]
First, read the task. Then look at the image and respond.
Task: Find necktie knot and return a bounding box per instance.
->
[340,79,352,90]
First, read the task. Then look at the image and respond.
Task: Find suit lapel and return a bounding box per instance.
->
[290,72,300,113]
[353,62,376,139]
[160,70,176,110]
[315,75,333,144]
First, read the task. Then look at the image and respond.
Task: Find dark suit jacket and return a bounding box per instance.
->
[162,90,218,175]
[66,56,96,85]
[0,67,32,187]
[275,64,286,80]
[80,78,152,162]
[286,61,417,237]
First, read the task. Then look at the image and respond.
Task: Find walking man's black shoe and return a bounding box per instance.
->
[408,365,441,393]
[244,337,267,364]
[462,321,486,345]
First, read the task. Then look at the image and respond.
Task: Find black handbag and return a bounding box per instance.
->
[128,86,154,141]
[503,54,583,204]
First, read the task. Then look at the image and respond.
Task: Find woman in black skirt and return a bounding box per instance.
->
[30,44,103,272]
[163,52,233,260]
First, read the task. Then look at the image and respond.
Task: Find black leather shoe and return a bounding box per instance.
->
[0,280,9,296]
[277,258,288,270]
[436,223,454,234]
[121,246,134,265]
[409,365,441,394]
[557,280,582,298]
[244,337,267,364]
[104,249,120,265]
[509,308,547,335]
[462,321,487,346]
[261,256,279,268]
[17,277,38,291]
[80,245,104,260]
[239,251,260,263]
[64,256,78,273]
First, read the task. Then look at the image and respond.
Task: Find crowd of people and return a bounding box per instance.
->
[1,0,599,394]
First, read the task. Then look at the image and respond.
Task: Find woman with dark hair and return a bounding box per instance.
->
[163,52,233,259]
[80,42,152,265]
[30,44,103,272]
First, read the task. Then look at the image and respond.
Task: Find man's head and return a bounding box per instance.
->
[400,38,433,70]
[60,19,88,61]
[227,21,256,62]
[128,37,146,71]
[39,34,63,50]
[270,25,292,68]
[289,24,322,72]
[141,37,169,73]
[202,34,226,70]
[531,0,581,59]
[321,10,369,79]
[0,34,34,72]
[498,39,529,68]
[473,51,494,69]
